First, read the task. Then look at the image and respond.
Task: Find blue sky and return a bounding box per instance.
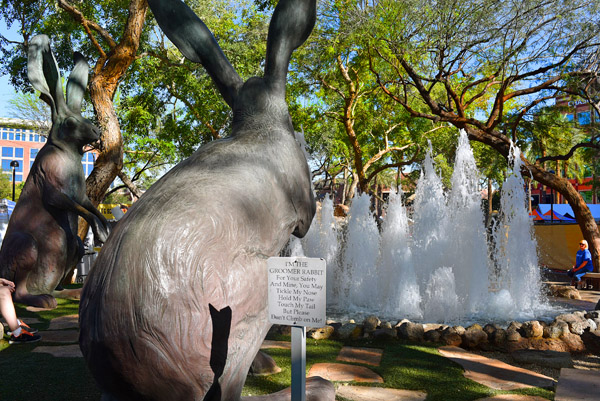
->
[0,20,19,117]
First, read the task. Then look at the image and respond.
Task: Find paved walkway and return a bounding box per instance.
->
[554,368,600,400]
[438,346,556,390]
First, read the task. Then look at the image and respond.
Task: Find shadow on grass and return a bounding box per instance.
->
[0,343,100,401]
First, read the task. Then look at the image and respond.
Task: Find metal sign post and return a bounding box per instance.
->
[267,257,326,401]
[291,325,306,401]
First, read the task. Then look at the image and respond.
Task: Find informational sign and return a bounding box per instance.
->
[267,257,326,327]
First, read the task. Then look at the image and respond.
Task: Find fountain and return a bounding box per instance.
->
[299,130,551,324]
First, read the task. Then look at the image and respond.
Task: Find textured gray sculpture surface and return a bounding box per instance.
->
[0,35,109,309]
[79,0,320,400]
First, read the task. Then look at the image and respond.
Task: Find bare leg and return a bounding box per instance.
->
[0,285,20,331]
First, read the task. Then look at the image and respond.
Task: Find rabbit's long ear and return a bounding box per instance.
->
[66,52,89,113]
[264,0,316,93]
[27,35,66,119]
[147,0,243,108]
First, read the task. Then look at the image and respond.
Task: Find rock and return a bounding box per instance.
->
[507,321,522,332]
[424,329,441,343]
[490,328,507,346]
[249,351,281,376]
[336,323,362,340]
[560,332,586,353]
[453,325,466,336]
[423,323,446,332]
[363,315,380,333]
[462,326,488,349]
[556,313,591,335]
[580,330,600,354]
[397,321,424,342]
[326,320,342,331]
[505,337,570,353]
[510,349,573,369]
[483,323,499,337]
[587,319,598,332]
[441,327,462,347]
[549,284,581,300]
[544,321,569,339]
[373,328,397,339]
[308,326,334,340]
[521,321,543,338]
[584,311,599,320]
[506,326,522,342]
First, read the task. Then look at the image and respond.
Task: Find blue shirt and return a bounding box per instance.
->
[576,249,594,272]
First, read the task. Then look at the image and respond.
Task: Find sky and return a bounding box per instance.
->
[0,20,19,118]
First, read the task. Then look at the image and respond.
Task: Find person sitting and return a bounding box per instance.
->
[567,239,594,289]
[1,278,41,344]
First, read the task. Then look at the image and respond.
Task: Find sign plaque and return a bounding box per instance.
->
[267,257,326,327]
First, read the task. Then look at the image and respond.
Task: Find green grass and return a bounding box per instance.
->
[2,299,555,401]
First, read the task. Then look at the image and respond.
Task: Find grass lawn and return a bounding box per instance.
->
[1,298,555,401]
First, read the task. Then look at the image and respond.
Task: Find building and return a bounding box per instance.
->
[0,117,96,184]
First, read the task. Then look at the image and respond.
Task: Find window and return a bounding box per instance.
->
[1,133,6,140]
[15,148,23,158]
[34,135,40,142]
[2,147,13,158]
[8,133,13,140]
[41,136,46,143]
[578,111,591,125]
[30,149,39,159]
[29,134,34,141]
[13,174,22,182]
[15,133,20,141]
[1,160,22,173]
[566,114,574,122]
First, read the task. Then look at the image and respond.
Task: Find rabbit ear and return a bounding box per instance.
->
[27,35,66,119]
[66,52,89,113]
[264,0,316,92]
[147,0,243,108]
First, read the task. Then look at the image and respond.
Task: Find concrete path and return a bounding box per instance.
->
[554,368,600,400]
[336,385,426,401]
[474,396,548,401]
[438,346,556,390]
[336,346,383,366]
[308,362,384,383]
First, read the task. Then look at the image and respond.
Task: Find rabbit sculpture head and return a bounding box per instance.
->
[28,35,101,150]
[0,35,109,309]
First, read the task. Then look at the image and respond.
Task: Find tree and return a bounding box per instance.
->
[0,0,149,224]
[292,0,423,203]
[363,0,600,268]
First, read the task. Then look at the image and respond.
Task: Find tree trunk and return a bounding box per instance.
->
[60,0,148,285]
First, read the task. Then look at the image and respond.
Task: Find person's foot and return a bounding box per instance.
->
[9,329,41,344]
[18,321,38,334]
[19,325,38,334]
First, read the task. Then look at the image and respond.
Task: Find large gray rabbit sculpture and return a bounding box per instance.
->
[0,35,110,309]
[78,0,331,400]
